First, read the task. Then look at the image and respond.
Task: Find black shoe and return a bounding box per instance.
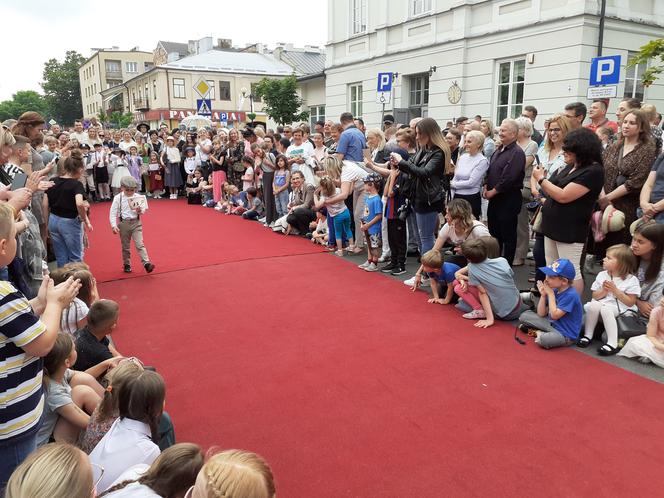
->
[144,262,155,273]
[391,265,407,276]
[380,263,396,273]
[123,264,132,273]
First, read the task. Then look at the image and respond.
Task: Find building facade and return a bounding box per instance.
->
[325,0,664,129]
[79,49,154,119]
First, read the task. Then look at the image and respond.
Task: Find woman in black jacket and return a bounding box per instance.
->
[390,117,451,255]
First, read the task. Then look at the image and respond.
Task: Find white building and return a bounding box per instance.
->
[325,0,664,129]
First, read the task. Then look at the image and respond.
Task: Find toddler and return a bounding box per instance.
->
[415,249,460,305]
[578,244,640,355]
[358,173,384,272]
[241,186,265,220]
[518,258,583,349]
[310,210,328,246]
[147,151,164,198]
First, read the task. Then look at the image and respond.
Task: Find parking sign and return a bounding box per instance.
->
[589,55,621,86]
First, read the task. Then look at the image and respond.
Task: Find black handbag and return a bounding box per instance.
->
[615,294,647,339]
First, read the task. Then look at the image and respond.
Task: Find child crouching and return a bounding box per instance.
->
[414,249,459,305]
[518,258,583,349]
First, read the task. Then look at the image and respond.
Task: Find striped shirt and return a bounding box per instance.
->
[0,281,46,441]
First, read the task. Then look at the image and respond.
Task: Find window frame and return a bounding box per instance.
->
[105,60,121,74]
[349,0,367,36]
[309,105,326,129]
[494,58,526,124]
[348,83,363,119]
[408,74,430,108]
[173,78,186,99]
[219,80,231,101]
[624,51,646,102]
[125,61,138,73]
[410,0,432,18]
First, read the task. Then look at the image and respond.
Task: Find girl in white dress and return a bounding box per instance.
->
[111,150,131,194]
[618,293,664,367]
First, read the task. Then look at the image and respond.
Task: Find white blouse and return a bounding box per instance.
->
[90,418,160,492]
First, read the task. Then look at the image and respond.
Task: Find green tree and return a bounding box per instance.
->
[41,50,86,125]
[629,38,664,87]
[253,75,309,125]
[0,90,49,121]
[108,111,134,128]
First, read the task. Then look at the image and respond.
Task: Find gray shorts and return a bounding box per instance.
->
[519,310,575,349]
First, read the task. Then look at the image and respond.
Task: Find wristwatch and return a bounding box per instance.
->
[538,178,545,185]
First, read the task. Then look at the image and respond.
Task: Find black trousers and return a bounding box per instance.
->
[487,190,522,265]
[261,171,277,224]
[286,208,316,233]
[452,192,482,220]
[387,218,407,266]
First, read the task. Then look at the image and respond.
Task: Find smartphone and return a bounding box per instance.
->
[11,173,28,191]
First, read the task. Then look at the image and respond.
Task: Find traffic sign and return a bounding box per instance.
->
[197,99,212,116]
[587,85,617,99]
[376,92,392,104]
[377,72,393,92]
[194,78,211,97]
[589,55,621,86]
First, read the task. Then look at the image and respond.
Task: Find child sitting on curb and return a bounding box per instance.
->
[517,258,583,349]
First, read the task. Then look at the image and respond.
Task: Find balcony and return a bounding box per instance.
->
[132,98,150,111]
[106,70,122,80]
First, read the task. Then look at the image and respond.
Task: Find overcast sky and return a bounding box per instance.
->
[0,0,328,101]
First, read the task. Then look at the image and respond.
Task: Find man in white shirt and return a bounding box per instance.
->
[69,121,89,146]
[109,176,154,274]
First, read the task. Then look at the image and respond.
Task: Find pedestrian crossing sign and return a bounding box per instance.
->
[197,99,212,116]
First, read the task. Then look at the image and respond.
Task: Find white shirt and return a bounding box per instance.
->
[103,464,160,497]
[591,271,641,311]
[109,193,149,229]
[90,418,160,493]
[196,138,212,161]
[340,161,368,191]
[119,141,138,153]
[287,141,314,165]
[70,131,89,145]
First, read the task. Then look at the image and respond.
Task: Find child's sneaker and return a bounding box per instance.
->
[462,309,486,320]
[144,262,155,273]
[123,264,132,273]
[358,260,371,269]
[364,262,379,272]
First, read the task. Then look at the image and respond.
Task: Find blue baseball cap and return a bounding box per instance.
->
[539,258,575,280]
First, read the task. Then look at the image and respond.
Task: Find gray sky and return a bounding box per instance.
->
[0,0,328,101]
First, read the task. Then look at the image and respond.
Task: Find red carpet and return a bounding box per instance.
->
[85,198,323,282]
[90,202,663,497]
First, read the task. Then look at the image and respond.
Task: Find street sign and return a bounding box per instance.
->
[197,99,212,116]
[219,112,227,121]
[194,78,211,97]
[587,85,618,99]
[589,55,621,86]
[376,72,393,104]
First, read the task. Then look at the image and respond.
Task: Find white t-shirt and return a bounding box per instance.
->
[104,464,159,497]
[242,166,254,191]
[287,141,314,167]
[70,131,89,145]
[437,220,491,246]
[196,139,212,161]
[591,271,641,311]
[340,162,368,191]
[323,188,347,216]
[119,141,138,153]
[184,156,201,175]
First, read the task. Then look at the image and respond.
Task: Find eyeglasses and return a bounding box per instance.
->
[91,462,105,491]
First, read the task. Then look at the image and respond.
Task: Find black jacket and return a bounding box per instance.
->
[397,146,447,213]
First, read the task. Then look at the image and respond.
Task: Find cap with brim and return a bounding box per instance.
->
[383,114,395,124]
[539,258,576,280]
[93,142,102,147]
[80,144,90,150]
[120,176,138,189]
[166,136,175,142]
[137,123,149,131]
[184,146,195,154]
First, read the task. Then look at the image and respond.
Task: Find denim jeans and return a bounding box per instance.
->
[0,431,37,488]
[48,214,83,267]
[415,210,439,254]
[275,190,289,217]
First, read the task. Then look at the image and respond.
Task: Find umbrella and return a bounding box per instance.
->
[179,114,213,130]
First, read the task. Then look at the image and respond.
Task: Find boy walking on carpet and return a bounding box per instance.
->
[109,176,155,274]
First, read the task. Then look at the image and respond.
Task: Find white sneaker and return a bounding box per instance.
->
[358,260,371,269]
[403,276,417,286]
[258,217,266,223]
[403,275,430,287]
[268,222,275,228]
[364,262,379,272]
[214,206,223,211]
[462,309,486,319]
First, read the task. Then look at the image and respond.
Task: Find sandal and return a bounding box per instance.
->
[598,344,619,356]
[577,337,592,348]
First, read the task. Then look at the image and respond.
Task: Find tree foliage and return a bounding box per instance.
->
[41,50,86,125]
[253,75,309,125]
[108,111,134,129]
[0,91,49,122]
[628,39,664,87]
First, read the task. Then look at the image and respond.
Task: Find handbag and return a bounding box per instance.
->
[530,205,542,233]
[154,174,162,181]
[615,295,647,339]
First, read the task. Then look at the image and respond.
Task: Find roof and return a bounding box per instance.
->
[278,50,325,76]
[161,50,296,76]
[158,41,189,55]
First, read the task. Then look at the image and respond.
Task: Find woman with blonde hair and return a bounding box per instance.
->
[451,129,489,219]
[479,119,495,159]
[5,442,97,498]
[186,449,275,498]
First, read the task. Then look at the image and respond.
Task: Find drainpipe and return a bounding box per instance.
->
[597,0,606,57]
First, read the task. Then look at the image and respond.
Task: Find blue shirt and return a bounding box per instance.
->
[427,262,460,284]
[363,194,383,235]
[337,126,366,162]
[547,287,582,340]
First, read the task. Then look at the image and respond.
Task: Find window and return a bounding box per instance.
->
[495,59,525,124]
[144,62,154,72]
[309,105,326,128]
[105,60,121,73]
[153,80,157,100]
[350,0,367,35]
[409,74,429,107]
[348,83,363,118]
[92,65,95,76]
[250,83,262,102]
[624,51,645,101]
[410,0,431,17]
[145,83,149,100]
[219,80,231,100]
[207,80,216,100]
[173,78,185,98]
[107,80,122,89]
[126,62,138,73]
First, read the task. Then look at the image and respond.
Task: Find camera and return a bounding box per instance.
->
[397,199,411,221]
